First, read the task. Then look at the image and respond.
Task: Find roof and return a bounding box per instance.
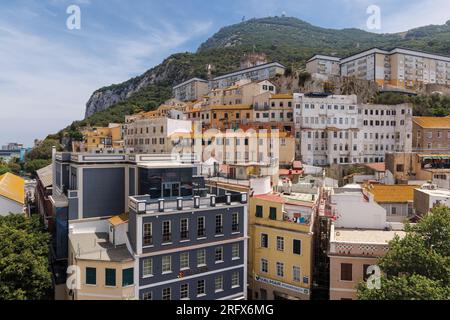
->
[69,232,134,262]
[173,77,208,89]
[334,228,406,244]
[307,54,341,63]
[364,162,386,172]
[271,93,293,99]
[253,193,285,204]
[213,62,286,81]
[108,213,129,226]
[366,184,419,203]
[413,117,450,129]
[36,164,53,188]
[209,104,252,111]
[0,173,25,205]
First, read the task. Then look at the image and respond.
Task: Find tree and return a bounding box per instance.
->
[0,214,52,300]
[25,139,62,161]
[24,159,51,176]
[357,206,450,300]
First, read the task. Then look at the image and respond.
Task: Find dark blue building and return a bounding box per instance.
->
[128,193,248,300]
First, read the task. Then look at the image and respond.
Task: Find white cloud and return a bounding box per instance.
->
[0,9,212,146]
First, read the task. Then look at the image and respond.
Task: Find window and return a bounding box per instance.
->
[232,243,240,260]
[293,266,301,282]
[162,221,171,243]
[276,262,284,277]
[197,249,206,266]
[277,236,284,251]
[231,272,240,288]
[180,218,189,240]
[256,206,263,218]
[391,207,397,215]
[197,217,206,238]
[105,268,116,287]
[293,239,302,255]
[143,223,153,246]
[341,263,353,281]
[143,258,153,277]
[215,214,223,234]
[162,256,172,273]
[215,247,224,263]
[232,213,239,232]
[269,207,277,220]
[215,275,223,292]
[162,287,171,300]
[143,292,152,300]
[261,259,268,273]
[261,233,268,248]
[197,280,206,296]
[122,268,134,287]
[180,284,189,299]
[180,252,189,270]
[86,267,96,285]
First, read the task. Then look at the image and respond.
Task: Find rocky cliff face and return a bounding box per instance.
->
[84,56,192,118]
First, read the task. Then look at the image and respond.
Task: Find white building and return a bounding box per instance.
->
[172,78,208,102]
[293,93,413,166]
[124,117,193,154]
[306,55,341,76]
[328,184,387,229]
[414,184,450,216]
[210,62,286,89]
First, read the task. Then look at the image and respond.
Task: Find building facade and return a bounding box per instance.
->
[306,55,341,76]
[340,47,450,88]
[173,78,209,102]
[413,117,450,152]
[128,193,248,300]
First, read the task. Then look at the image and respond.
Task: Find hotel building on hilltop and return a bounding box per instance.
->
[340,47,450,89]
[306,55,341,76]
[173,78,209,102]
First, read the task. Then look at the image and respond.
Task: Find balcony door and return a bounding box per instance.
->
[163,182,180,198]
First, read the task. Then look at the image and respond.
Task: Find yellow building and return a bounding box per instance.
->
[248,192,317,300]
[76,124,124,153]
[66,215,135,300]
[0,172,25,215]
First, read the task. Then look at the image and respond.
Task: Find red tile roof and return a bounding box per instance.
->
[364,162,386,172]
[253,194,285,204]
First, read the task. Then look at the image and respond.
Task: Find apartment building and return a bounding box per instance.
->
[413,184,450,217]
[124,117,193,154]
[173,78,209,102]
[76,124,124,153]
[210,62,286,89]
[35,164,53,229]
[253,94,294,133]
[306,55,341,76]
[294,93,412,166]
[128,192,248,300]
[67,215,135,300]
[327,184,405,300]
[294,94,359,166]
[413,117,450,152]
[248,191,318,300]
[340,47,450,88]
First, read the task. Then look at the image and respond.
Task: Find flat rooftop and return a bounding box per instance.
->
[416,188,450,197]
[334,228,406,244]
[69,232,134,262]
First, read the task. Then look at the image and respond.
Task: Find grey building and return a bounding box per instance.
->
[128,193,248,300]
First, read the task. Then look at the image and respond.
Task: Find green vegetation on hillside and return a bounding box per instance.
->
[0,214,53,300]
[357,206,450,300]
[373,92,450,116]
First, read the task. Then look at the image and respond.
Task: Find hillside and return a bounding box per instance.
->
[79,16,450,126]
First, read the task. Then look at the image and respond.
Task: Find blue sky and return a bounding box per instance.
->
[1,0,449,147]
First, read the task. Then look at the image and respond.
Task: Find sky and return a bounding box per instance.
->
[1,0,449,147]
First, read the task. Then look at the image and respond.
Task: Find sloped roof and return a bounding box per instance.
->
[36,164,53,188]
[364,162,386,172]
[108,213,129,226]
[413,117,450,129]
[366,184,418,203]
[0,172,25,205]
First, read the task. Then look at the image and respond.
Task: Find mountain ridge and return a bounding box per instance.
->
[82,16,450,122]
